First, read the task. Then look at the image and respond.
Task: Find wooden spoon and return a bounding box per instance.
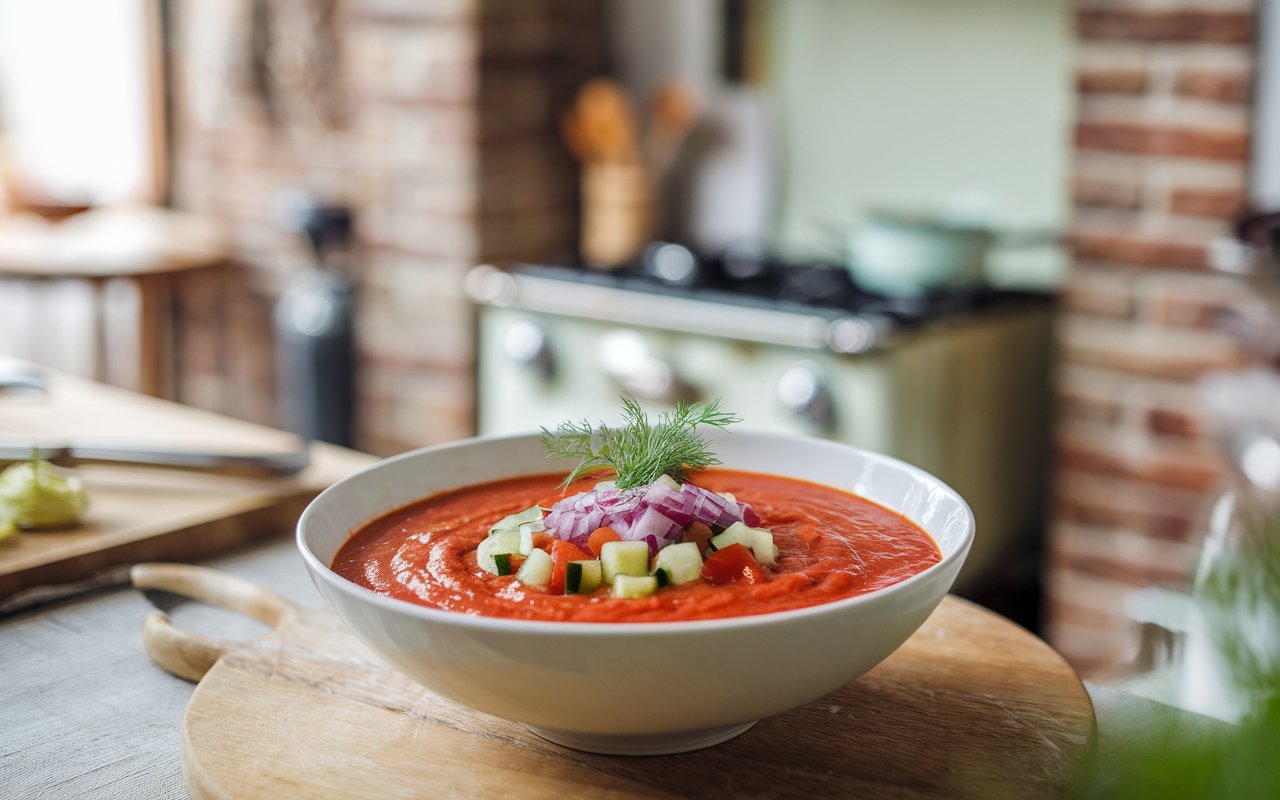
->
[647,81,697,176]
[576,79,642,164]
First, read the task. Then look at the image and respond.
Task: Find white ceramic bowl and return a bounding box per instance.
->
[297,430,974,755]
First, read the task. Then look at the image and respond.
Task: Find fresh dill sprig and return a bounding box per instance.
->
[541,397,740,489]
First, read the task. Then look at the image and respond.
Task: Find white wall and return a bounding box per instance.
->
[769,0,1074,283]
[604,0,1075,285]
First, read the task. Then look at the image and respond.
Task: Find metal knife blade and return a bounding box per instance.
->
[0,439,311,478]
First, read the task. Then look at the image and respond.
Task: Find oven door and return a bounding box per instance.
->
[477,304,1054,593]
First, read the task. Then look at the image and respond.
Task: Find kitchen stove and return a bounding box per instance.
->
[466,256,1056,592]
[482,251,1048,343]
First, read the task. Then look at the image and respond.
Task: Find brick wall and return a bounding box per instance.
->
[1047,0,1263,674]
[169,0,601,453]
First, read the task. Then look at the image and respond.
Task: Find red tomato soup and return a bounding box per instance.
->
[331,469,941,623]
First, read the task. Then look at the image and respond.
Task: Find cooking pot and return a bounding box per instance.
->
[847,211,1054,297]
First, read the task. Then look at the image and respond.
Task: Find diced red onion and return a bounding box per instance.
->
[543,481,760,553]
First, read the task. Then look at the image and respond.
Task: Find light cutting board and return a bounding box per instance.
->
[0,363,374,600]
[134,564,1096,799]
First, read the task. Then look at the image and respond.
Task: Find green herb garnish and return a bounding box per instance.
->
[541,397,739,489]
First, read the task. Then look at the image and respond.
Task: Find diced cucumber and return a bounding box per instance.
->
[477,530,522,574]
[565,560,603,594]
[711,522,778,567]
[493,553,514,576]
[594,479,617,491]
[516,547,553,587]
[518,525,544,555]
[488,505,544,536]
[652,541,703,584]
[612,574,658,599]
[708,526,750,552]
[653,567,670,588]
[747,528,778,566]
[600,540,650,583]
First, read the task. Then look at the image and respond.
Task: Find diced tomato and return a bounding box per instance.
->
[700,543,768,585]
[530,532,552,551]
[586,526,622,557]
[549,539,595,594]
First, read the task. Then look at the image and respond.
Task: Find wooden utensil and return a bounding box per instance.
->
[647,81,697,177]
[574,79,642,164]
[135,564,1095,799]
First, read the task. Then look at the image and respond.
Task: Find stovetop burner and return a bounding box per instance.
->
[514,245,1050,327]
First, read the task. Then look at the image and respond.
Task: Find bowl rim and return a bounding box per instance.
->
[297,430,975,636]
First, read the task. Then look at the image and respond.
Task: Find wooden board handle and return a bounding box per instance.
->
[131,563,297,682]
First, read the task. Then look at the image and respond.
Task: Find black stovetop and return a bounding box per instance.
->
[514,250,1053,326]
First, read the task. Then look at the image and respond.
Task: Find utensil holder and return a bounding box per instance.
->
[580,163,654,269]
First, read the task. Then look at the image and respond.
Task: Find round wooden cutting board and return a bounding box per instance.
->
[133,564,1095,799]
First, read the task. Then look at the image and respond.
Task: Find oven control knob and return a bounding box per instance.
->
[776,363,834,431]
[502,318,554,380]
[643,242,700,285]
[598,330,690,404]
[825,314,895,354]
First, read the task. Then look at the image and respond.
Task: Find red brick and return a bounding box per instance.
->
[1060,266,1135,318]
[478,72,557,141]
[477,166,574,216]
[1071,228,1210,269]
[1046,617,1136,677]
[1056,390,1122,430]
[1055,366,1125,428]
[1061,318,1248,379]
[346,23,478,104]
[1078,65,1149,95]
[1055,424,1222,492]
[167,0,604,455]
[1044,565,1149,674]
[1075,120,1250,161]
[1057,363,1210,441]
[1046,561,1156,622]
[346,0,475,24]
[1053,470,1205,541]
[1168,186,1247,219]
[1072,175,1144,210]
[1147,408,1201,438]
[360,208,481,260]
[1175,68,1252,105]
[1050,529,1193,587]
[1140,291,1227,329]
[1136,272,1261,330]
[1078,10,1253,44]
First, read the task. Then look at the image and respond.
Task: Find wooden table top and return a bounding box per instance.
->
[0,365,1225,798]
[0,207,229,279]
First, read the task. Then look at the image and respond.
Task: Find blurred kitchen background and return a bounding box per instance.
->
[0,0,1275,686]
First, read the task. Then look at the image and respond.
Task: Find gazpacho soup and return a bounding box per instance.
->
[332,467,941,623]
